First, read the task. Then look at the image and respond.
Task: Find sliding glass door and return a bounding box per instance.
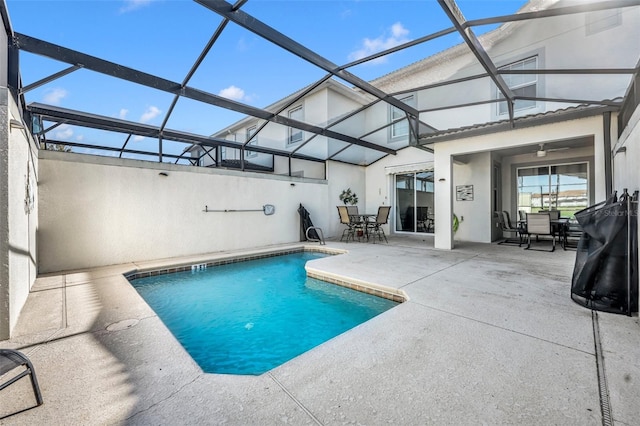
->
[517,162,588,218]
[395,171,434,233]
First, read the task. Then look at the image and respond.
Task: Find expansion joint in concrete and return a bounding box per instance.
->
[268,372,323,425]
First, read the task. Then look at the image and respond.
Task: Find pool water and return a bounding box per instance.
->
[130,252,399,375]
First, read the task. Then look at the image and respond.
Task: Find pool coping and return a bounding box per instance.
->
[304,267,407,303]
[124,244,407,303]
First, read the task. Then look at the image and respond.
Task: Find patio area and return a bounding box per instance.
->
[1,235,638,425]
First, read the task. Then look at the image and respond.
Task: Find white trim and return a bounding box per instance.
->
[389,93,416,141]
[384,161,434,175]
[288,105,304,145]
[497,56,538,116]
[246,126,257,158]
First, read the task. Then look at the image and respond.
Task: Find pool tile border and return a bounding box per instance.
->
[305,268,407,303]
[125,246,341,281]
[124,245,406,303]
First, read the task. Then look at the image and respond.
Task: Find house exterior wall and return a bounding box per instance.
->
[0,88,39,340]
[613,106,640,194]
[501,146,596,217]
[613,104,640,312]
[37,151,331,273]
[453,152,493,242]
[0,21,6,88]
[198,85,367,176]
[327,160,366,237]
[365,147,433,235]
[274,157,325,179]
[431,114,608,248]
[372,2,639,132]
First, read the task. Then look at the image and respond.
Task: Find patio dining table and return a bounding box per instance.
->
[546,217,572,250]
[349,214,377,240]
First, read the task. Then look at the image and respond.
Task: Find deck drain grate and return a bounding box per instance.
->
[592,311,613,426]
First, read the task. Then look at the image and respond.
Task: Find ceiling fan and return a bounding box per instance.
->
[535,143,569,157]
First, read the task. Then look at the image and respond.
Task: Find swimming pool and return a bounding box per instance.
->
[129,251,399,375]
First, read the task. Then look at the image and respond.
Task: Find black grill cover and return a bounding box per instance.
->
[571,191,638,315]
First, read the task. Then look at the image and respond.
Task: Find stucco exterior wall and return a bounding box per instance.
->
[613,106,640,195]
[500,146,596,217]
[37,152,331,273]
[612,104,640,311]
[326,160,366,237]
[432,115,608,248]
[0,88,38,340]
[0,19,6,88]
[371,2,639,132]
[365,147,433,235]
[452,152,492,242]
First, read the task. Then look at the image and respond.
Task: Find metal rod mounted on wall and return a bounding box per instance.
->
[203,204,275,215]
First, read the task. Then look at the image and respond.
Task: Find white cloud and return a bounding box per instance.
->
[76,134,84,142]
[236,37,250,52]
[43,88,68,105]
[219,85,246,101]
[348,22,411,64]
[119,0,152,13]
[52,124,73,139]
[133,135,146,142]
[119,109,129,120]
[139,106,161,123]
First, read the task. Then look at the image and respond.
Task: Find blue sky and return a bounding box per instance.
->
[5,0,527,156]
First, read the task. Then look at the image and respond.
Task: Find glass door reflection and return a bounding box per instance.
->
[517,163,588,218]
[395,171,434,233]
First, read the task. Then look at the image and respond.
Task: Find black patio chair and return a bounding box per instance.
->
[0,349,43,419]
[496,211,523,246]
[366,206,391,243]
[562,220,583,250]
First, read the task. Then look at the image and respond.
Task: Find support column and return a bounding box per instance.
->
[434,149,454,249]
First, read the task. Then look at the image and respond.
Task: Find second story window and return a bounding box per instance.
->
[288,105,303,145]
[246,125,257,158]
[497,56,537,116]
[390,94,415,140]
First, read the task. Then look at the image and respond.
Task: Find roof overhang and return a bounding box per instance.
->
[415,104,621,147]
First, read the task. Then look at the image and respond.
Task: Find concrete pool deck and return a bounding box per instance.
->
[1,235,638,425]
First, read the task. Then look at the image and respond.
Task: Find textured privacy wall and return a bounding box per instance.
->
[0,88,39,340]
[613,106,640,312]
[613,108,640,196]
[37,152,332,273]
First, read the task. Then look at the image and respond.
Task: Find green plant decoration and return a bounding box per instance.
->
[452,214,460,234]
[339,188,359,205]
